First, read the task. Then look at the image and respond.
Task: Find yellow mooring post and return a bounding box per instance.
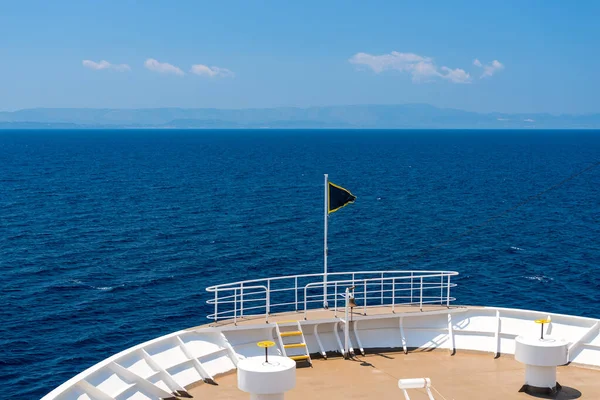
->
[257,341,276,363]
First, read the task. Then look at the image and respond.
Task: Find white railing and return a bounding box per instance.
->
[206,270,458,323]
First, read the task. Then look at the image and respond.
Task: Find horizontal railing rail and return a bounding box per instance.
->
[206,270,458,323]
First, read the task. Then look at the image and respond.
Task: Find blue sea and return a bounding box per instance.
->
[1,130,599,399]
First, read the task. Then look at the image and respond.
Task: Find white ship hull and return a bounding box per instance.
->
[42,305,600,400]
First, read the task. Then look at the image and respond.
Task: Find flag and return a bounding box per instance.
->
[328,182,356,214]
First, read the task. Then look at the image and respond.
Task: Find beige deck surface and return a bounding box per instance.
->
[195,304,463,329]
[189,351,599,399]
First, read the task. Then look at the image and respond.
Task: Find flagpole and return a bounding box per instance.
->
[323,173,328,309]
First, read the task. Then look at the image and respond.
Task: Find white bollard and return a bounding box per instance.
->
[398,378,435,400]
[515,335,568,394]
[238,356,296,400]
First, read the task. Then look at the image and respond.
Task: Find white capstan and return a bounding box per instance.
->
[237,356,296,400]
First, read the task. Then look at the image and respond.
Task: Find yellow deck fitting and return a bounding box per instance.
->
[534,318,551,340]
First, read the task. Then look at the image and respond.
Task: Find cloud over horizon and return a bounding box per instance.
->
[144,58,184,76]
[190,64,234,78]
[349,51,471,84]
[82,60,130,72]
[473,59,504,78]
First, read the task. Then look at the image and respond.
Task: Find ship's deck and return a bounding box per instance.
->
[190,350,599,400]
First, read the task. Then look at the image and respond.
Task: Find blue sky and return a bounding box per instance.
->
[1,0,599,113]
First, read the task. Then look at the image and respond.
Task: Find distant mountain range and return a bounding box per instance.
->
[1,104,600,129]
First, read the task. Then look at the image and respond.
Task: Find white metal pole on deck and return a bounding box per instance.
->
[344,287,350,358]
[324,173,329,308]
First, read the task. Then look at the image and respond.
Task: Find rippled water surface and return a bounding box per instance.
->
[1,130,599,398]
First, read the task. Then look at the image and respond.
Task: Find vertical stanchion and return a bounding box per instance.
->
[380,273,384,305]
[392,278,396,313]
[240,282,244,317]
[419,277,424,311]
[234,288,237,325]
[446,274,451,307]
[214,290,219,322]
[267,280,271,315]
[440,274,443,305]
[323,174,329,308]
[363,279,367,315]
[304,286,308,320]
[334,282,338,317]
[410,272,414,305]
[344,287,350,358]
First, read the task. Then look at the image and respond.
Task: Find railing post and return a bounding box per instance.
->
[363,279,367,316]
[392,278,396,313]
[304,286,308,320]
[214,290,218,322]
[295,276,298,312]
[410,272,414,305]
[419,277,423,311]
[440,274,443,305]
[380,272,384,306]
[265,286,270,323]
[344,287,350,358]
[446,274,451,307]
[240,282,244,317]
[334,282,338,317]
[267,280,271,316]
[234,288,237,325]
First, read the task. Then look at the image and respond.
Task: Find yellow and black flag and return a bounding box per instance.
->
[328,182,356,214]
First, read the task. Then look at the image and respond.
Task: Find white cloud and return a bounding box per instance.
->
[440,67,471,84]
[190,64,235,78]
[349,51,471,84]
[349,52,429,74]
[82,60,130,72]
[473,59,504,78]
[144,58,184,76]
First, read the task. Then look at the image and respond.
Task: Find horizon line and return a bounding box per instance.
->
[1,104,598,116]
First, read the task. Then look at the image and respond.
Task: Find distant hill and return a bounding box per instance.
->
[1,105,599,129]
